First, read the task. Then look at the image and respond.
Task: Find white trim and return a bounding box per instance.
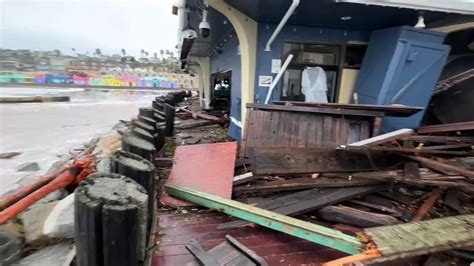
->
[336,0,474,15]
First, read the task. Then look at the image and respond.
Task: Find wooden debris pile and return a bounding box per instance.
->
[232,122,474,230]
[157,100,474,265]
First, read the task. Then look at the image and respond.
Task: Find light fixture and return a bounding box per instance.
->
[414,15,425,28]
[340,16,352,21]
[414,11,426,28]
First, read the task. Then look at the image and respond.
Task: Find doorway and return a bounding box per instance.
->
[210,70,232,110]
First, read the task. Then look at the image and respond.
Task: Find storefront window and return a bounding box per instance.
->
[280,42,366,103]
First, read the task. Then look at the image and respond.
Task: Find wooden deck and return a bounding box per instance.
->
[152,210,346,265]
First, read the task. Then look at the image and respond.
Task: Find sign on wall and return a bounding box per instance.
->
[258,75,273,87]
[271,59,281,73]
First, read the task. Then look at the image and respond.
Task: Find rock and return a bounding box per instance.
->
[0,152,21,159]
[16,162,40,172]
[0,229,21,265]
[95,156,112,173]
[0,222,24,242]
[15,244,75,266]
[20,201,59,243]
[43,193,75,239]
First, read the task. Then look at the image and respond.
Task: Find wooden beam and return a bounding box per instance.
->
[417,121,474,134]
[232,177,384,195]
[247,103,384,117]
[165,185,364,255]
[402,135,474,144]
[349,129,414,146]
[221,185,388,229]
[272,101,423,117]
[404,162,421,179]
[232,172,258,185]
[364,214,474,260]
[402,154,474,179]
[249,147,393,175]
[318,206,400,227]
[411,188,445,222]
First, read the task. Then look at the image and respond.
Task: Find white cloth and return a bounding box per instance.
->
[301,67,328,103]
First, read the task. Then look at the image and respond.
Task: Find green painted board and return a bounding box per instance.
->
[165,185,363,255]
[364,214,474,261]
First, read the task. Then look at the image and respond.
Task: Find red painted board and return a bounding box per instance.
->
[160,142,237,207]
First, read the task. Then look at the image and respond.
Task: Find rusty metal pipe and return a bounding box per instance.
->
[0,168,78,225]
[0,166,68,210]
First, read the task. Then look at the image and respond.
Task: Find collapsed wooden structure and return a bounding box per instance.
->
[155,99,474,265]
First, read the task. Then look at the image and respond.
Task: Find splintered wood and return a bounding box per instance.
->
[364,214,474,261]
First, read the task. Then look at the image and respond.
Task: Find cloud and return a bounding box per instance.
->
[0,0,179,56]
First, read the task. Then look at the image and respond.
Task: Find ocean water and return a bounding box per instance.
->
[0,86,167,196]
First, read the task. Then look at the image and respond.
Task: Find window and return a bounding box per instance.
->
[280,42,366,103]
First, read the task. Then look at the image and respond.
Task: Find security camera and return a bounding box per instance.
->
[199,9,211,38]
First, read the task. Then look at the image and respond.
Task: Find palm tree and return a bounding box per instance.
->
[121,48,126,56]
[140,49,145,57]
[95,48,102,57]
[160,49,164,59]
[53,49,61,57]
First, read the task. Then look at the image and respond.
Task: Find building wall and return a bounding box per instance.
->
[210,36,242,139]
[253,22,370,103]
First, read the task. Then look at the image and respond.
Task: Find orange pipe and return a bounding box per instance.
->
[0,165,68,210]
[0,168,78,225]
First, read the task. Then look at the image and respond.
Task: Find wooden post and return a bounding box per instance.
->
[155,126,166,151]
[131,127,155,145]
[110,151,156,233]
[138,107,155,120]
[121,134,156,162]
[372,116,383,137]
[75,173,148,266]
[138,116,157,129]
[132,120,156,135]
[164,103,175,137]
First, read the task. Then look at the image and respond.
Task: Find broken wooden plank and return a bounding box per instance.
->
[165,184,364,255]
[233,172,258,186]
[224,235,268,266]
[272,101,423,117]
[404,162,421,179]
[221,185,388,229]
[186,236,266,266]
[417,143,473,150]
[349,200,401,215]
[402,154,474,180]
[185,239,220,266]
[364,214,474,261]
[402,135,474,144]
[411,188,445,222]
[160,142,237,207]
[232,177,385,195]
[417,121,474,134]
[247,103,385,117]
[180,108,227,124]
[175,120,217,129]
[349,129,414,146]
[318,205,400,227]
[249,147,394,175]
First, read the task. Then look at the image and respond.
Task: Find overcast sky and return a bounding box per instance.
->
[0,0,179,57]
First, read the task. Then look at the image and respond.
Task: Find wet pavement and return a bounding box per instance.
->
[0,86,167,195]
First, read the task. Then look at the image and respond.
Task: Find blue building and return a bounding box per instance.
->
[175,0,474,139]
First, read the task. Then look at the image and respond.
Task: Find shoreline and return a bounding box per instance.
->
[0,82,195,92]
